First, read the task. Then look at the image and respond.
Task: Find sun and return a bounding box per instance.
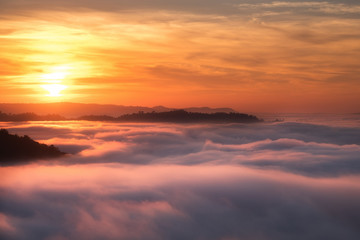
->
[42,84,68,97]
[40,66,71,97]
[42,71,68,81]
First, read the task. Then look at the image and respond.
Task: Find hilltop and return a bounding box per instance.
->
[0,110,262,123]
[81,110,262,123]
[0,102,236,118]
[0,129,66,164]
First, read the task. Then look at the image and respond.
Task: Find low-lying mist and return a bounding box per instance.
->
[1,118,360,239]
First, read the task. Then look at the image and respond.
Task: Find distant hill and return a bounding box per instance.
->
[0,129,66,164]
[0,111,66,121]
[0,103,236,118]
[0,110,261,123]
[80,110,262,123]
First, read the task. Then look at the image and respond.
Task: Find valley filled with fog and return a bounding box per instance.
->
[1,114,360,239]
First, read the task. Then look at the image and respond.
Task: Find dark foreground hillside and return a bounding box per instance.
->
[0,129,65,164]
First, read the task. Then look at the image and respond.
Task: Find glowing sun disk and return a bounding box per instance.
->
[42,71,68,81]
[42,84,67,97]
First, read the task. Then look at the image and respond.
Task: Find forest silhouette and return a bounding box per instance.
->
[0,111,65,121]
[0,110,262,123]
[0,129,65,163]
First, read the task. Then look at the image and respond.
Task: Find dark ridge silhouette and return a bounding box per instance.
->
[78,110,260,123]
[78,115,116,121]
[115,110,261,123]
[0,129,66,164]
[0,110,262,123]
[0,103,237,117]
[0,111,66,121]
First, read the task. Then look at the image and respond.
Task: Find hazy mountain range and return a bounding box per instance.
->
[0,103,236,117]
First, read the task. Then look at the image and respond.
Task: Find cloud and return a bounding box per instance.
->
[1,118,360,239]
[1,163,360,239]
[5,126,74,140]
[236,1,360,15]
[0,0,239,16]
[0,2,359,112]
[1,119,360,175]
[202,138,360,176]
[2,1,360,17]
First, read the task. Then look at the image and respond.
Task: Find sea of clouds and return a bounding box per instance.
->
[1,116,360,239]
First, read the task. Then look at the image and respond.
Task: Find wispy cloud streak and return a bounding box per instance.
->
[237,1,360,14]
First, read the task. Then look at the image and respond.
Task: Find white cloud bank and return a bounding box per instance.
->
[1,118,360,239]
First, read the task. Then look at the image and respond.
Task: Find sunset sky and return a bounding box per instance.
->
[1,0,359,112]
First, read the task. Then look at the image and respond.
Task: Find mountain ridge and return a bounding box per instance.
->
[0,102,236,118]
[0,110,261,123]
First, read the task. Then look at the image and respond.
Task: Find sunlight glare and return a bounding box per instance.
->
[42,84,68,97]
[42,72,67,81]
[41,66,72,84]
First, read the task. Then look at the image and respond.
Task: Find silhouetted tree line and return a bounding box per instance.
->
[78,115,116,121]
[0,111,66,121]
[0,110,262,123]
[0,129,65,163]
[81,110,262,123]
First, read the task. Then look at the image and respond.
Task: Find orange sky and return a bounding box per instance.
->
[0,1,359,112]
